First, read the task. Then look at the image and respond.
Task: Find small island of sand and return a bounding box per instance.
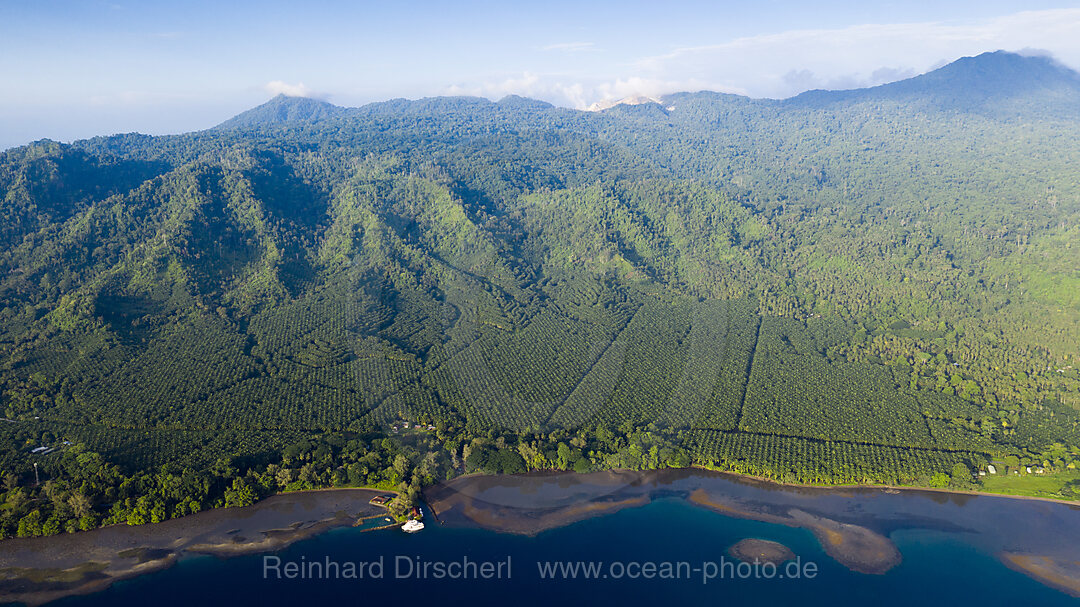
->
[728,539,796,565]
[1000,552,1080,598]
[686,490,902,575]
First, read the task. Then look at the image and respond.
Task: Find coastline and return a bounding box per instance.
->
[2,468,1078,604]
[431,465,1080,507]
[0,488,392,607]
[689,465,1080,507]
[6,465,1075,554]
[426,468,902,573]
[424,467,1080,594]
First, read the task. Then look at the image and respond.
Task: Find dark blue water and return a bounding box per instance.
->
[53,497,1077,607]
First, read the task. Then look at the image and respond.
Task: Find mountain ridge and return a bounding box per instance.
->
[213,50,1080,130]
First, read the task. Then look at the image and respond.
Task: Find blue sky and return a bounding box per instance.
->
[3,1,1080,149]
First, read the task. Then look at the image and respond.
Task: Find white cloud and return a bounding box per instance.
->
[447,72,744,110]
[447,73,591,109]
[263,81,324,99]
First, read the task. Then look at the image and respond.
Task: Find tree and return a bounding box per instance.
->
[224,478,257,508]
[556,443,572,471]
[950,462,971,480]
[16,510,42,537]
[67,492,93,518]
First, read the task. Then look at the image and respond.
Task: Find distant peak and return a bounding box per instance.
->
[265,93,334,105]
[920,50,1080,82]
[215,95,343,130]
[946,49,1063,70]
[785,50,1080,117]
[497,95,554,109]
[585,95,665,112]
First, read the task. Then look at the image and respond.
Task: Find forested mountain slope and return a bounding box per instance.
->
[1,51,1079,536]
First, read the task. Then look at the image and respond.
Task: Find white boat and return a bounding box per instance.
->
[402,519,425,533]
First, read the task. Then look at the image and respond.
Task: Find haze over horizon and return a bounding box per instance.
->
[4,1,1080,150]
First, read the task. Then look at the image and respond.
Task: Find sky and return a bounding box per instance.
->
[3,1,1080,150]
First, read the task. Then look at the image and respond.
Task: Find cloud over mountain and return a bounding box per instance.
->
[444,9,1080,106]
[263,81,324,99]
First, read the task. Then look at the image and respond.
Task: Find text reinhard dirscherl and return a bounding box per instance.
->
[262,555,818,584]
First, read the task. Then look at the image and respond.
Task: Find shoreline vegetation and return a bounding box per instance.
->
[692,465,1080,506]
[3,426,1077,549]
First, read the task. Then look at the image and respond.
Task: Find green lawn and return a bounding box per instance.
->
[979,470,1080,500]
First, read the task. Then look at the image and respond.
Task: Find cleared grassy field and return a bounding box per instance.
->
[979,470,1080,500]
